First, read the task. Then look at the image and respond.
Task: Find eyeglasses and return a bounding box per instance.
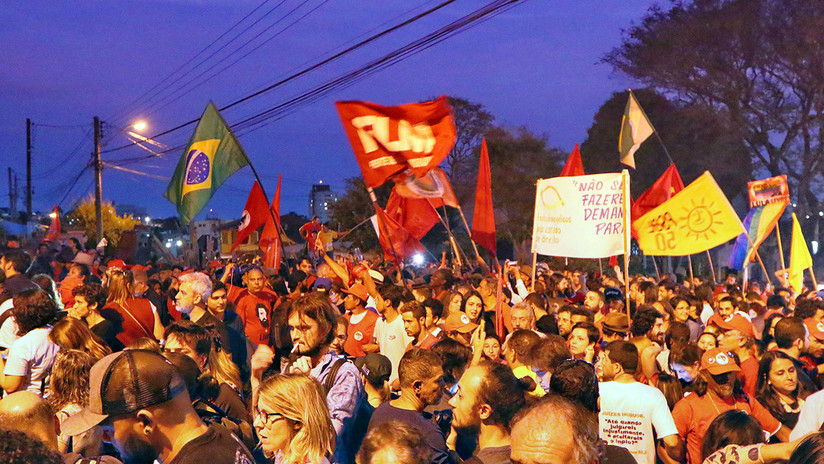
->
[711,373,734,385]
[255,407,288,425]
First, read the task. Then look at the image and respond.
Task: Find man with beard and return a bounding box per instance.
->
[251,292,364,464]
[368,348,453,464]
[595,341,683,464]
[630,306,665,380]
[65,350,253,464]
[671,347,788,464]
[175,272,230,351]
[448,361,526,464]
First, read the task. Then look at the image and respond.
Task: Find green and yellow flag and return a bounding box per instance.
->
[789,213,813,293]
[633,171,744,256]
[165,102,249,223]
[619,90,655,169]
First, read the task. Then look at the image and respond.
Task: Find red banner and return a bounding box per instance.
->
[335,96,456,188]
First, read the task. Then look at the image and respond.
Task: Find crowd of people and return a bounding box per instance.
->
[1,238,824,464]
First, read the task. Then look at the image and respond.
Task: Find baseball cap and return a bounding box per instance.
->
[355,353,392,386]
[62,350,187,436]
[707,314,755,339]
[700,348,741,375]
[444,312,478,333]
[601,312,630,334]
[107,259,127,270]
[342,283,369,302]
[804,318,824,341]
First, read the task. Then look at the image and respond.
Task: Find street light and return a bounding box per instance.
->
[132,121,147,132]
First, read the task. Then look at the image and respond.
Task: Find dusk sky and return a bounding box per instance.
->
[1,0,657,221]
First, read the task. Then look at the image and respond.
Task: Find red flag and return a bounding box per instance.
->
[393,168,459,208]
[260,175,282,269]
[386,188,440,240]
[471,138,496,256]
[44,206,60,242]
[559,143,585,177]
[631,164,685,239]
[374,205,425,264]
[335,96,456,188]
[231,181,269,251]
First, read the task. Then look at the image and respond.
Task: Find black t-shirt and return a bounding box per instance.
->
[214,383,252,424]
[89,318,124,351]
[168,424,254,464]
[468,445,510,464]
[368,402,453,464]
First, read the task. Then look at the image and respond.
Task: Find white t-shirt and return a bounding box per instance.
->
[0,299,19,349]
[599,381,679,464]
[791,388,824,440]
[4,326,61,396]
[373,314,412,383]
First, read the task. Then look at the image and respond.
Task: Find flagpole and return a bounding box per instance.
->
[740,229,772,286]
[241,161,288,267]
[687,254,695,286]
[651,255,661,279]
[775,221,787,270]
[427,199,470,266]
[531,252,537,292]
[809,267,818,290]
[623,170,631,321]
[454,203,485,264]
[367,187,403,277]
[706,250,717,282]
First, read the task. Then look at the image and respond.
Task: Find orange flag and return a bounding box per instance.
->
[559,143,585,177]
[44,206,61,242]
[471,138,496,256]
[231,181,269,251]
[260,174,282,269]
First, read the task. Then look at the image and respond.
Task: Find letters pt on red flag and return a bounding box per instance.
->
[335,96,456,188]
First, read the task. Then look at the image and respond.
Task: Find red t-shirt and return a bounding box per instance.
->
[344,310,379,357]
[738,357,759,398]
[234,289,279,346]
[105,298,156,347]
[672,391,781,464]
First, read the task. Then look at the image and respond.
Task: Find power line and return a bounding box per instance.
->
[105,0,279,124]
[100,0,463,156]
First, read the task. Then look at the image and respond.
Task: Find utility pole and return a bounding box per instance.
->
[26,118,32,215]
[93,116,103,242]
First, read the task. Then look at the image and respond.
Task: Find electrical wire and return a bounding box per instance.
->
[100,0,465,155]
[105,0,279,124]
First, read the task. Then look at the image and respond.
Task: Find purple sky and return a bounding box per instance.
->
[1,0,656,221]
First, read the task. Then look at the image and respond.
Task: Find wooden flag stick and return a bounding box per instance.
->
[622,170,631,320]
[687,254,695,286]
[740,228,773,286]
[598,258,604,275]
[651,255,661,279]
[706,250,717,282]
[531,252,537,292]
[809,267,818,290]
[426,199,470,266]
[454,203,485,265]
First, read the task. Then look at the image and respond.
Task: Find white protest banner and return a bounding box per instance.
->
[532,172,630,259]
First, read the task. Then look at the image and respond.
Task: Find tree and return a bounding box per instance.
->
[604,0,824,216]
[68,195,140,249]
[581,88,751,200]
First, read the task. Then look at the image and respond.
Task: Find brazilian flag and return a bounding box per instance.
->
[165,102,249,223]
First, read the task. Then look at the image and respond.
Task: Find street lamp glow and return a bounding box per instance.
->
[132,121,147,131]
[176,240,183,247]
[412,253,424,266]
[49,212,57,218]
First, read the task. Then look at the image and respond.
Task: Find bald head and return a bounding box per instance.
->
[510,394,599,464]
[0,391,58,450]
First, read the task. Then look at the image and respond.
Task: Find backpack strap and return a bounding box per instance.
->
[323,358,347,396]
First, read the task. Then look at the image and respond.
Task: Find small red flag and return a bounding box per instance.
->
[260,175,282,269]
[471,138,496,256]
[631,164,685,239]
[559,143,585,177]
[385,188,440,240]
[374,205,425,264]
[231,181,269,251]
[44,206,60,242]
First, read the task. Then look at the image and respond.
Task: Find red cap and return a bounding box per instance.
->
[342,283,369,302]
[708,313,755,339]
[131,264,145,272]
[444,312,478,333]
[208,260,222,269]
[107,259,127,270]
[700,348,740,375]
[804,318,824,341]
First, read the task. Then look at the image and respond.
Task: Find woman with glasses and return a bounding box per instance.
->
[254,373,335,464]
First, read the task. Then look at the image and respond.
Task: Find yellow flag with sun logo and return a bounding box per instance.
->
[633,171,744,256]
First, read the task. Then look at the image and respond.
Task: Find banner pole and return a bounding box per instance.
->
[531,252,537,292]
[454,204,485,265]
[706,250,717,283]
[427,200,470,267]
[651,256,661,279]
[623,170,631,320]
[687,254,695,286]
[810,267,819,290]
[598,258,603,275]
[741,228,773,287]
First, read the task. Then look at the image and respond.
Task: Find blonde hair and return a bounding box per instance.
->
[256,373,335,464]
[49,350,94,410]
[105,269,132,306]
[49,318,111,361]
[210,345,242,392]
